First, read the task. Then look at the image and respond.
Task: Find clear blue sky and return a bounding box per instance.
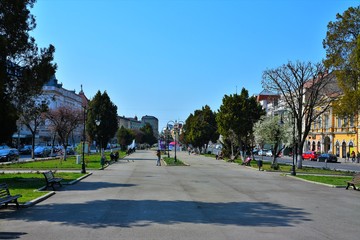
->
[31,0,359,130]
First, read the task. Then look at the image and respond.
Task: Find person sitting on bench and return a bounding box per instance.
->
[242,156,252,166]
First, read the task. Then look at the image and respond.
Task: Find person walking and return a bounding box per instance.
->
[156,150,161,166]
[351,151,356,163]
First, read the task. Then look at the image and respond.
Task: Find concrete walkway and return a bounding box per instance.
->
[1,150,359,240]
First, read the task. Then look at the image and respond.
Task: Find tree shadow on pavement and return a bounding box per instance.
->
[2,200,311,228]
[58,182,137,191]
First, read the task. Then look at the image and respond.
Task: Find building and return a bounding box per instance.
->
[14,76,88,146]
[118,115,159,138]
[257,73,359,160]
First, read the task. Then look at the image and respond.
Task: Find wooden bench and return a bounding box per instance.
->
[43,171,63,190]
[0,183,22,209]
[346,173,360,190]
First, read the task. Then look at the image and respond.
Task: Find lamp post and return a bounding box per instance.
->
[167,126,170,158]
[291,111,296,176]
[172,120,184,162]
[95,119,104,168]
[167,121,174,158]
[81,106,87,174]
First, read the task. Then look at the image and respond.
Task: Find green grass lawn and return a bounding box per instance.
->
[162,156,187,166]
[295,175,353,187]
[0,151,127,170]
[0,172,85,204]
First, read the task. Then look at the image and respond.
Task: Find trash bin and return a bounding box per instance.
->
[257,160,263,171]
[76,155,81,164]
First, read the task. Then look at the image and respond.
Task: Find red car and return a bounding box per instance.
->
[302,151,319,161]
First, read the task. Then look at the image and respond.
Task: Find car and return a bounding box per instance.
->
[0,144,10,150]
[265,150,273,157]
[66,147,75,155]
[34,146,51,158]
[0,148,20,162]
[257,149,269,156]
[318,153,338,163]
[19,145,32,155]
[302,151,319,161]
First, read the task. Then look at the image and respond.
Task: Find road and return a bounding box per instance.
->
[254,154,360,172]
[1,150,360,240]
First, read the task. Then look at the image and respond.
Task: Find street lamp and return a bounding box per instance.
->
[81,106,87,174]
[291,111,296,176]
[166,120,184,162]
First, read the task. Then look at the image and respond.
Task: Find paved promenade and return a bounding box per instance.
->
[1,150,359,240]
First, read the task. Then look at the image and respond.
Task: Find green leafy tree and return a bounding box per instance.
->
[0,0,56,144]
[131,129,144,146]
[140,123,157,146]
[254,116,292,166]
[117,126,134,151]
[87,91,118,150]
[184,105,219,153]
[323,6,360,116]
[216,88,265,158]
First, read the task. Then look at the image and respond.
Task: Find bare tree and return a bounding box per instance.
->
[18,99,48,159]
[46,106,82,160]
[262,61,341,168]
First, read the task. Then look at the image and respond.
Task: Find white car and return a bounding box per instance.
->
[265,150,273,157]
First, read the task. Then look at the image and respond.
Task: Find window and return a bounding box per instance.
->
[324,115,329,129]
[350,116,354,127]
[337,117,342,128]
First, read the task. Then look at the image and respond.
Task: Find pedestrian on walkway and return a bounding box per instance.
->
[357,151,360,163]
[156,150,161,166]
[351,151,356,163]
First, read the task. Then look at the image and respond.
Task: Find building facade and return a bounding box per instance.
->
[14,76,87,146]
[257,76,359,160]
[118,115,159,138]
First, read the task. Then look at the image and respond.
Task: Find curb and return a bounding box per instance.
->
[285,174,345,188]
[21,172,93,208]
[23,191,56,208]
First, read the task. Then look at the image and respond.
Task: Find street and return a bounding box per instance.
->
[1,150,360,240]
[255,154,360,172]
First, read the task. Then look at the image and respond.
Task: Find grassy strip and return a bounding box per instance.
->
[0,151,127,170]
[295,175,353,186]
[0,172,85,204]
[162,157,187,166]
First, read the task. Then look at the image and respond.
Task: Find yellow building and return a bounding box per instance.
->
[307,107,358,160]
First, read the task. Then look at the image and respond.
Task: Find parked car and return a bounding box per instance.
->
[302,151,319,161]
[257,149,269,156]
[318,153,338,163]
[66,147,75,155]
[0,144,10,149]
[265,150,273,157]
[19,145,32,155]
[34,146,51,158]
[0,148,20,162]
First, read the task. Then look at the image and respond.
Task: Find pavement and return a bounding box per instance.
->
[1,150,360,240]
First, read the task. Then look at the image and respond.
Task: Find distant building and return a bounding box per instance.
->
[118,115,159,138]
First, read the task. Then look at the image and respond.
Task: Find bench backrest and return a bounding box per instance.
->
[43,171,55,181]
[0,183,11,199]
